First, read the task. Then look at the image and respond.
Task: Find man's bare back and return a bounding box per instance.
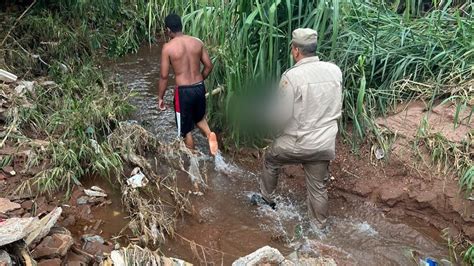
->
[160,35,213,87]
[158,13,217,155]
[163,35,208,86]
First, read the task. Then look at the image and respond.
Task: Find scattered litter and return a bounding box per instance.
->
[0,198,21,213]
[375,147,385,160]
[82,234,105,244]
[14,81,35,95]
[90,139,100,154]
[84,189,107,198]
[91,186,105,193]
[0,69,17,83]
[468,196,474,201]
[126,167,148,188]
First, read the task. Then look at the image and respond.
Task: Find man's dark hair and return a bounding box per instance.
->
[165,13,182,33]
[294,43,317,56]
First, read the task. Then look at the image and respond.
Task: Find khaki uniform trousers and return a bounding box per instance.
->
[259,144,330,227]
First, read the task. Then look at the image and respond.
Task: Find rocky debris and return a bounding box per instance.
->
[76,196,89,205]
[233,244,345,266]
[0,250,12,266]
[25,207,62,245]
[232,246,286,266]
[0,198,21,213]
[31,233,73,259]
[104,245,191,266]
[82,235,104,244]
[0,217,37,246]
[37,258,61,266]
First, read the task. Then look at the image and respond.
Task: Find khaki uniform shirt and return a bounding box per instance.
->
[272,56,342,160]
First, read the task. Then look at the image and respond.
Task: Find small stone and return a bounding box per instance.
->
[82,234,105,244]
[2,166,15,176]
[21,200,34,210]
[76,196,89,205]
[31,233,73,259]
[0,250,12,266]
[0,198,21,213]
[232,246,285,266]
[37,258,61,266]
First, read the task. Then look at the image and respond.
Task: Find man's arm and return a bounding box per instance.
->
[200,46,213,80]
[158,45,170,109]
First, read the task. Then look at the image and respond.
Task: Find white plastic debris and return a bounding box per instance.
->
[0,69,17,83]
[375,147,385,160]
[84,189,107,198]
[110,250,125,266]
[90,139,100,154]
[90,186,105,193]
[127,168,149,188]
[14,81,35,95]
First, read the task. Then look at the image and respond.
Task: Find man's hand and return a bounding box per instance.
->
[158,98,166,110]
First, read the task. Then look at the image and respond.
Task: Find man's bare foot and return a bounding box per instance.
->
[208,132,218,156]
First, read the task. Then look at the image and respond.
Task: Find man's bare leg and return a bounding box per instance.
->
[184,132,195,150]
[196,118,218,155]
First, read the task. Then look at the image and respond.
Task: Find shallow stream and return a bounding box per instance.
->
[103,44,450,265]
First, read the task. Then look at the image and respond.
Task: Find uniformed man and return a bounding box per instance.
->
[257,28,343,231]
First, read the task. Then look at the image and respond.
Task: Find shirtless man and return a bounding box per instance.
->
[158,13,218,155]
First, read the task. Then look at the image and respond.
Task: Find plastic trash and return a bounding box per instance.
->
[375,147,385,160]
[84,189,107,198]
[0,69,17,83]
[420,257,437,266]
[127,167,148,188]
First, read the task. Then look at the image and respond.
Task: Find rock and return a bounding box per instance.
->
[21,200,34,210]
[37,258,61,266]
[232,246,285,266]
[0,250,12,266]
[82,241,113,257]
[2,166,15,176]
[0,198,21,213]
[76,196,89,205]
[0,217,37,246]
[84,189,107,198]
[61,215,76,227]
[82,234,105,244]
[64,251,91,265]
[25,207,62,246]
[0,69,17,83]
[31,233,73,259]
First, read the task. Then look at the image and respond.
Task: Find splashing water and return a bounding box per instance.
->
[214,151,243,175]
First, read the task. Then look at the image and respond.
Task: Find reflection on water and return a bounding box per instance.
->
[105,44,450,265]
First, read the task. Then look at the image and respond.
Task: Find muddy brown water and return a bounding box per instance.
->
[102,44,451,265]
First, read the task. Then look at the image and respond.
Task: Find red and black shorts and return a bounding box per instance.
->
[174,81,206,138]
